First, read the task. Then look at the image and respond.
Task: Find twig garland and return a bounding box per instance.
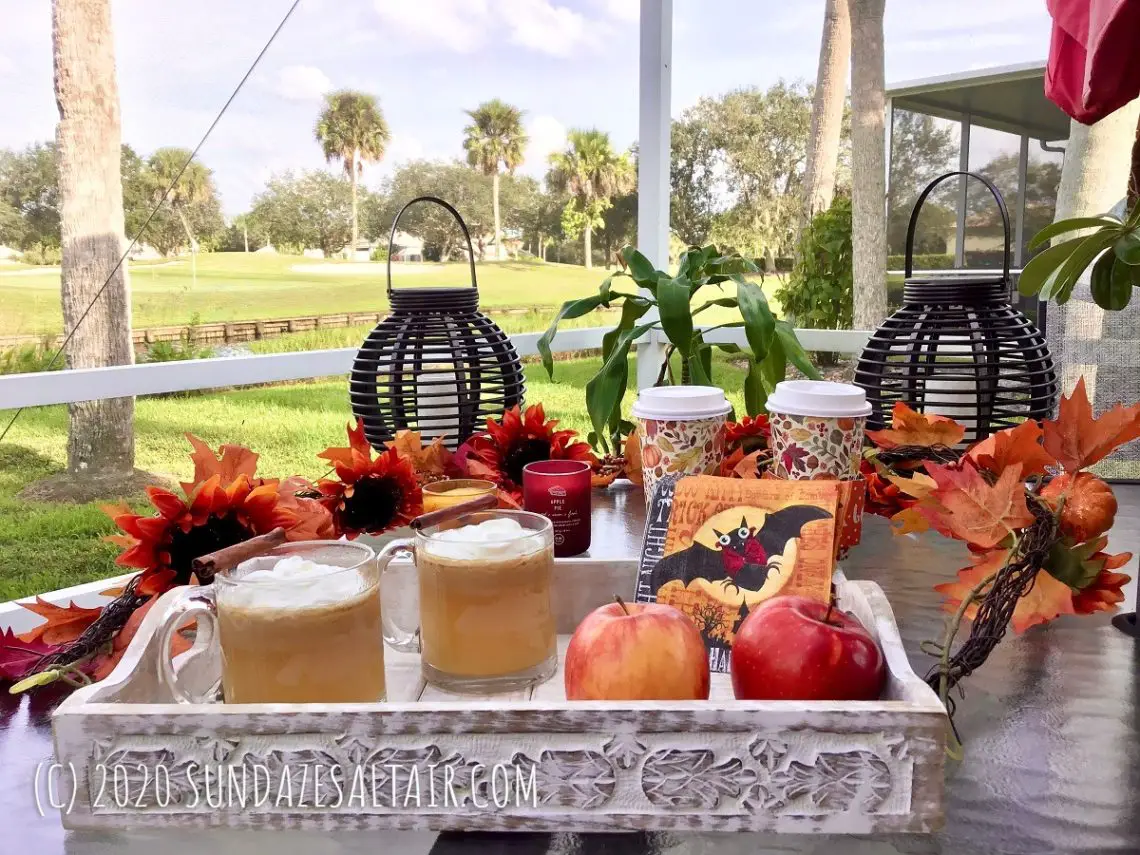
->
[34,574,148,673]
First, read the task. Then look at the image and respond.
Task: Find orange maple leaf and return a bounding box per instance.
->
[886,470,938,501]
[386,430,455,481]
[891,506,930,535]
[17,598,103,645]
[624,431,643,487]
[1042,377,1140,473]
[866,402,965,450]
[921,462,1034,549]
[966,420,1056,478]
[180,434,260,494]
[934,549,1075,633]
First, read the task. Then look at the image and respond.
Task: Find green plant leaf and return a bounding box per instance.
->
[536,279,620,376]
[621,247,660,290]
[735,277,775,361]
[1027,216,1121,251]
[744,360,766,417]
[774,320,819,380]
[585,321,655,453]
[692,296,738,316]
[687,351,714,386]
[1090,252,1134,310]
[711,342,744,355]
[1114,230,1140,265]
[1049,231,1120,304]
[657,275,694,356]
[1019,235,1088,297]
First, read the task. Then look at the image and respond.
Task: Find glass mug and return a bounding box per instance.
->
[421,479,497,514]
[157,540,384,704]
[378,510,557,693]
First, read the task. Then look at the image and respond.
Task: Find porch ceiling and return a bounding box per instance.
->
[886,62,1071,142]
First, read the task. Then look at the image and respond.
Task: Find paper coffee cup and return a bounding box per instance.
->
[765,381,872,480]
[632,386,731,501]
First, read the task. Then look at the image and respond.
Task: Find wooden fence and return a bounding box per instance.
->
[0,306,556,351]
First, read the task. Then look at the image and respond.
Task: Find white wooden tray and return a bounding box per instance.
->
[51,558,947,833]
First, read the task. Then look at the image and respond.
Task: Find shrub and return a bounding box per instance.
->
[0,338,62,375]
[369,245,389,262]
[777,195,853,336]
[21,242,62,266]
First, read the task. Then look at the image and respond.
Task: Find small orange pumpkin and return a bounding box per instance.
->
[1040,472,1117,543]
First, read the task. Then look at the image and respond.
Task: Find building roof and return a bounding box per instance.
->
[886,62,1071,141]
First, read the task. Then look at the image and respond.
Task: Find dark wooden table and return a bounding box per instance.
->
[4,483,1139,854]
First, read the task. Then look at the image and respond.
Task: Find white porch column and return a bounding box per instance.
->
[635,0,671,391]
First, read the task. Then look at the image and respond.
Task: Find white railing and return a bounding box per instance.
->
[0,327,872,409]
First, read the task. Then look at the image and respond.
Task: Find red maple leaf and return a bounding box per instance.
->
[16,598,104,646]
[866,402,965,450]
[921,462,1034,549]
[0,628,60,682]
[1042,377,1140,472]
[966,420,1056,478]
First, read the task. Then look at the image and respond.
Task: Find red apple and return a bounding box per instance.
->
[565,598,710,701]
[731,595,886,702]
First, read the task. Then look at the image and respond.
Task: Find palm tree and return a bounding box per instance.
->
[801,0,850,225]
[315,90,390,256]
[53,0,135,477]
[147,147,211,253]
[463,99,527,260]
[850,0,887,329]
[548,129,634,269]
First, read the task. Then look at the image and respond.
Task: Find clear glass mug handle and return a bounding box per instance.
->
[376,538,420,653]
[156,589,221,704]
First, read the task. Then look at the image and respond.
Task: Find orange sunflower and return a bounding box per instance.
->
[317,420,423,538]
[106,475,308,596]
[460,404,596,496]
[1073,549,1133,615]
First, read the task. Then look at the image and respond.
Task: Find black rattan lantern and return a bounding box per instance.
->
[854,171,1057,441]
[350,196,525,450]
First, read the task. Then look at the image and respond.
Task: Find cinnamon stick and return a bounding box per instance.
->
[191,527,287,583]
[410,492,500,531]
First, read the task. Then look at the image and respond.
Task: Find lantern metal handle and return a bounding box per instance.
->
[904,171,1011,282]
[387,196,478,297]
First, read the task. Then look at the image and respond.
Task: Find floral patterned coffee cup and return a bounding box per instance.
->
[766,381,872,480]
[632,387,731,502]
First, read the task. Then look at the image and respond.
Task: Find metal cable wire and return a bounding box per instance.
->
[0,0,302,446]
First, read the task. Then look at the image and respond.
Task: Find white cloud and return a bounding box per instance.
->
[600,0,639,23]
[273,65,333,102]
[524,114,567,174]
[0,54,13,76]
[371,0,597,57]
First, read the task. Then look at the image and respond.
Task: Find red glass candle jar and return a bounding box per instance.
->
[522,460,592,557]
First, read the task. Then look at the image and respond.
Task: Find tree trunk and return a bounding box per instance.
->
[1127,107,1140,211]
[174,206,196,252]
[491,170,502,260]
[350,149,359,258]
[1054,100,1140,224]
[53,0,134,475]
[800,0,850,233]
[849,0,888,330]
[583,225,593,269]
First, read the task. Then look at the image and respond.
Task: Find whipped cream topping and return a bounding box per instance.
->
[422,517,541,561]
[228,555,367,610]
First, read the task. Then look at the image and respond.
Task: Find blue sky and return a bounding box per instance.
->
[0,0,1054,216]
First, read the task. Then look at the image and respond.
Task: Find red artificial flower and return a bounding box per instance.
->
[106,473,305,595]
[860,458,916,518]
[1072,550,1133,615]
[724,415,771,455]
[461,404,596,498]
[317,420,423,538]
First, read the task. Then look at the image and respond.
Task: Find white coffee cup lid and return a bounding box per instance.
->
[631,386,732,420]
[765,380,872,418]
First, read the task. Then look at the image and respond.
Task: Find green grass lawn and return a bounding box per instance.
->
[0,354,749,601]
[0,252,785,337]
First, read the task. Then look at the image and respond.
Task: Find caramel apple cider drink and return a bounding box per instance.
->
[156,541,385,704]
[377,511,557,693]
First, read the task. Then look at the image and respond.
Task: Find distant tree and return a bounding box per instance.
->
[597,190,637,267]
[0,142,60,248]
[887,111,958,254]
[249,170,354,256]
[145,147,219,257]
[119,143,151,240]
[547,129,634,268]
[463,99,527,260]
[315,90,390,255]
[380,161,496,260]
[670,108,722,245]
[0,200,24,247]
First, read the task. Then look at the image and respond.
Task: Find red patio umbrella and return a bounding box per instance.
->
[1045,0,1140,124]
